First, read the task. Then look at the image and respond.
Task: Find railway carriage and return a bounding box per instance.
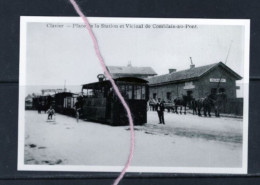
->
[32,95,54,112]
[81,77,149,126]
[31,92,77,116]
[54,92,77,116]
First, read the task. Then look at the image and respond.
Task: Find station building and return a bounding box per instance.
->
[147,62,242,101]
[25,94,33,110]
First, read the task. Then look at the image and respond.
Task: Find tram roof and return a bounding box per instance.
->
[82,77,148,89]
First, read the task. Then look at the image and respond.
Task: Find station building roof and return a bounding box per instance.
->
[147,62,242,86]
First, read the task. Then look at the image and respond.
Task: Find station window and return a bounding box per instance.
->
[166,92,171,100]
[153,93,157,99]
[219,88,225,93]
[187,90,193,96]
[211,88,217,95]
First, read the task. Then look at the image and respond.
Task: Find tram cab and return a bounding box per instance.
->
[81,77,148,126]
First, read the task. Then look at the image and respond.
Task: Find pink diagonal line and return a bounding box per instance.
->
[69,1,135,185]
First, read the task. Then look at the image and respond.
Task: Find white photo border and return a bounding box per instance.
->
[18,16,250,174]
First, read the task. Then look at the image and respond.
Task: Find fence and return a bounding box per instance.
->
[221,98,243,116]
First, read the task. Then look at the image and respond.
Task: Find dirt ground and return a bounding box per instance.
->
[24,110,243,168]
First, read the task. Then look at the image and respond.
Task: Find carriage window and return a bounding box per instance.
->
[107,88,114,98]
[126,85,133,99]
[64,98,67,107]
[67,98,71,108]
[134,86,142,100]
[95,90,104,98]
[119,85,126,93]
[71,98,74,108]
[142,86,146,99]
[153,93,157,99]
[83,89,94,97]
[71,98,74,107]
[119,85,128,99]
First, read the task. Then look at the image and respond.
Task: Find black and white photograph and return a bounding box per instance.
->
[18,17,250,173]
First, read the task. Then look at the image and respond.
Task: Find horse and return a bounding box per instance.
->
[191,98,198,115]
[173,95,192,114]
[148,98,157,111]
[195,93,227,117]
[196,96,214,117]
[213,92,227,117]
[164,100,175,112]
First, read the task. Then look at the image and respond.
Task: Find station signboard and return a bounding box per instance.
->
[209,78,226,83]
[183,82,195,89]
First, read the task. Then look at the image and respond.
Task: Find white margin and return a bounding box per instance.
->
[18,16,250,174]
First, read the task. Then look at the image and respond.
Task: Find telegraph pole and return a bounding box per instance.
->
[217,40,233,90]
[64,80,66,92]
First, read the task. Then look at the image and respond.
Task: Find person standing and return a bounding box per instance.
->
[47,106,55,120]
[74,98,81,123]
[152,98,157,111]
[37,101,41,114]
[156,98,165,124]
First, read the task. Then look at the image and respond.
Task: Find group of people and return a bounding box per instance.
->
[45,98,166,124]
[45,98,82,122]
[45,102,81,121]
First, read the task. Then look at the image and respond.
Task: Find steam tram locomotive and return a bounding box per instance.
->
[31,77,148,126]
[81,77,149,126]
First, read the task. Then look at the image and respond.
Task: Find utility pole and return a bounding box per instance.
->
[64,80,66,92]
[217,40,233,90]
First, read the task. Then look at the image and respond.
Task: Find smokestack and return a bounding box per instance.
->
[97,74,105,82]
[169,69,177,73]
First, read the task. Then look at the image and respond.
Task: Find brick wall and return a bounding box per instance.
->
[149,65,238,100]
[197,66,237,98]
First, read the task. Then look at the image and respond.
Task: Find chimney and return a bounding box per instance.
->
[190,57,195,69]
[127,61,132,67]
[169,69,177,73]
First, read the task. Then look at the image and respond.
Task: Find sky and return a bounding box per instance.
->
[24,20,246,97]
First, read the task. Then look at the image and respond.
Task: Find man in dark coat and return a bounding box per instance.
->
[156,98,165,124]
